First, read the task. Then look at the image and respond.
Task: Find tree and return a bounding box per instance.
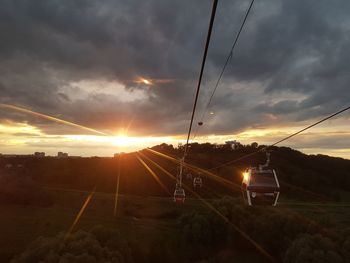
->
[283,234,343,263]
[11,226,133,263]
[251,142,258,148]
[179,212,212,245]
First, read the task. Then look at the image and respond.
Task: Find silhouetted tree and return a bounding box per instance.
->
[11,226,133,263]
[284,234,343,263]
[251,142,258,148]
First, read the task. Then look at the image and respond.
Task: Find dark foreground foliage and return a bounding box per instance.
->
[180,197,350,263]
[10,196,350,263]
[11,226,133,263]
[284,232,350,263]
[153,196,350,263]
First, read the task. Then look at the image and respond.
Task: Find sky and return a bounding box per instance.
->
[0,0,349,158]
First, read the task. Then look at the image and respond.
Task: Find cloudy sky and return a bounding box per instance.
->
[0,0,349,158]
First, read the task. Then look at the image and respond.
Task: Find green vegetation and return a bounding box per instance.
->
[284,233,348,263]
[0,189,350,262]
[11,226,133,263]
[0,144,349,262]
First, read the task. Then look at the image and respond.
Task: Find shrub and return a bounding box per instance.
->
[11,226,133,263]
[283,234,343,263]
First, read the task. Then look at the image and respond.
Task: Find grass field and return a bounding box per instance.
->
[1,186,350,262]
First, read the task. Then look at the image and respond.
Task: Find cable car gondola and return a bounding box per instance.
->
[174,185,186,204]
[174,158,186,204]
[193,176,203,188]
[241,152,280,206]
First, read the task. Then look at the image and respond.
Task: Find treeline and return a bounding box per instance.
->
[150,143,350,201]
[0,143,349,206]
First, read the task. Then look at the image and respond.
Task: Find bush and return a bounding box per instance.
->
[179,196,331,261]
[11,226,133,263]
[339,228,350,262]
[179,211,212,245]
[284,234,343,263]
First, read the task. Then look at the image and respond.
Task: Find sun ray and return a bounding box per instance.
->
[124,116,135,135]
[139,151,223,198]
[136,153,171,195]
[144,148,337,238]
[65,186,96,240]
[146,148,241,192]
[0,103,108,136]
[138,151,275,262]
[114,156,121,217]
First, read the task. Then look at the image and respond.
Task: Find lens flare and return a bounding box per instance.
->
[114,156,121,217]
[134,77,153,85]
[65,186,96,240]
[0,103,107,135]
[138,151,275,262]
[142,79,151,85]
[133,77,175,85]
[146,148,241,192]
[243,171,249,182]
[136,154,171,195]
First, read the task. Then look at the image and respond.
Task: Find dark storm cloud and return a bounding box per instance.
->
[57,93,71,102]
[222,0,350,118]
[0,0,349,136]
[0,0,209,80]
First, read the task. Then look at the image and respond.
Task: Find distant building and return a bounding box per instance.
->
[57,152,68,158]
[34,152,45,158]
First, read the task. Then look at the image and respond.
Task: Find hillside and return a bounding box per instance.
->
[1,143,349,202]
[1,143,350,262]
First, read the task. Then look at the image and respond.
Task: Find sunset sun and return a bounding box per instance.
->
[1,1,350,262]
